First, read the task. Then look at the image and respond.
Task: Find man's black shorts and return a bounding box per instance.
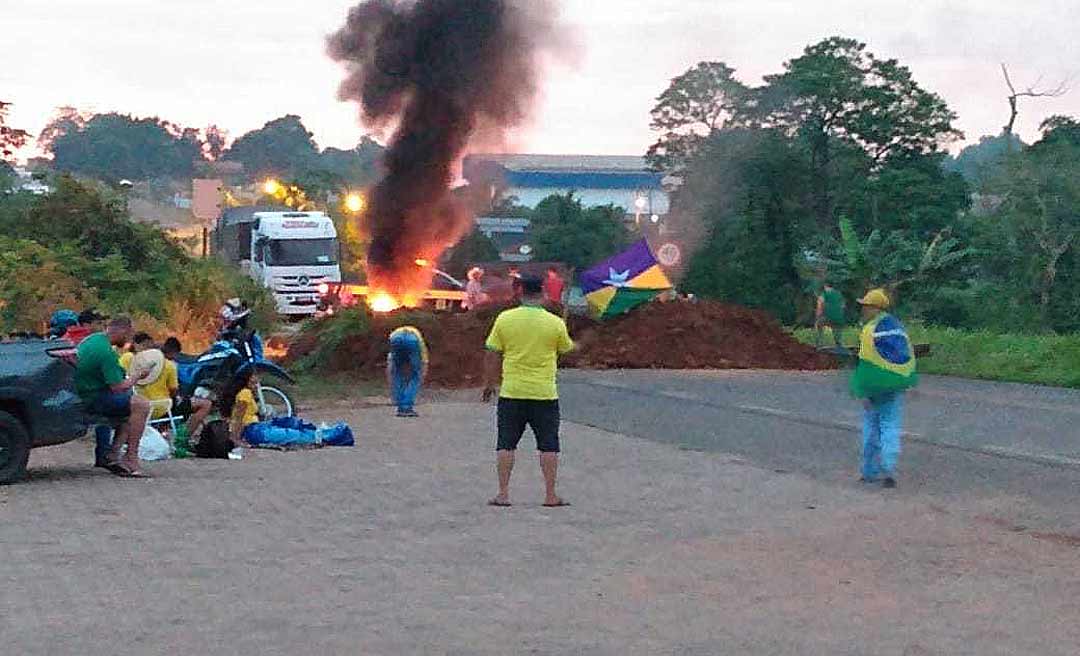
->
[497,398,560,453]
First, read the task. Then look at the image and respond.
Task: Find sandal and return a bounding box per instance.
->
[111,465,151,479]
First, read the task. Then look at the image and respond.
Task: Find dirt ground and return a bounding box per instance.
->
[2,397,1078,655]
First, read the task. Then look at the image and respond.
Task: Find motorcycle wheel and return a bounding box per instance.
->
[258,384,295,420]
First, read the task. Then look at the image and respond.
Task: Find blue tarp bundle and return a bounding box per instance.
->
[246,417,355,447]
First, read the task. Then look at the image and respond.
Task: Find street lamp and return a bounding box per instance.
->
[344,192,365,213]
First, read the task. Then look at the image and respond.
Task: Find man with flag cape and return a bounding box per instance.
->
[580,240,673,319]
[850,288,918,489]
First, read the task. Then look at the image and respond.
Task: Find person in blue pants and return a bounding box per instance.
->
[850,289,918,489]
[387,326,429,417]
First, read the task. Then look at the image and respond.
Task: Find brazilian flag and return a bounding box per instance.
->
[580,240,673,319]
[850,313,919,399]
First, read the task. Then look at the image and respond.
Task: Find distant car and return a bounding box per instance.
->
[0,340,90,483]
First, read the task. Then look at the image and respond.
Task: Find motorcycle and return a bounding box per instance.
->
[175,327,296,421]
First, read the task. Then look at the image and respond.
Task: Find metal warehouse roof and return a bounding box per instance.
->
[463,154,663,190]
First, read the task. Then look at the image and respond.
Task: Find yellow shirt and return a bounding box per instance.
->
[389,326,430,363]
[120,352,179,419]
[233,388,259,427]
[485,305,574,401]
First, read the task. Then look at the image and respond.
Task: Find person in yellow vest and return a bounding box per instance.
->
[387,326,429,417]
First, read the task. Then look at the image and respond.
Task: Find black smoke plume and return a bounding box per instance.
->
[328,0,560,297]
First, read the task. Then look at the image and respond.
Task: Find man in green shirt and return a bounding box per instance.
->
[483,277,575,508]
[75,316,152,477]
[815,283,846,349]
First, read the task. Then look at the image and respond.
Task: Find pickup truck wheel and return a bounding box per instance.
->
[0,410,31,485]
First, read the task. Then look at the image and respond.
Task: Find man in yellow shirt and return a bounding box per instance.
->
[482,277,575,508]
[387,326,429,417]
[119,333,178,420]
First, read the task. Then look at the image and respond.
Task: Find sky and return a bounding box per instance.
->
[3,0,1079,160]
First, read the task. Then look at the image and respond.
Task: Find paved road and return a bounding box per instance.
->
[559,370,1080,529]
[3,401,1079,655]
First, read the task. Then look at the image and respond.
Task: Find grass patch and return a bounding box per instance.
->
[792,324,1080,388]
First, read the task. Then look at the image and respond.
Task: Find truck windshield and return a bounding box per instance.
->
[265,239,338,266]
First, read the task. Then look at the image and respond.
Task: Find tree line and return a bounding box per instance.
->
[654,37,1079,333]
[24,107,385,191]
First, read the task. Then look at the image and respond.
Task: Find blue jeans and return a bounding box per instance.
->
[862,392,904,480]
[94,426,113,464]
[88,390,131,465]
[388,332,423,413]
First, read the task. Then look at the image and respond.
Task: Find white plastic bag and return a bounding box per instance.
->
[138,426,171,461]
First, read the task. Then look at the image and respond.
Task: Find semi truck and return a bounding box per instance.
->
[214,206,342,316]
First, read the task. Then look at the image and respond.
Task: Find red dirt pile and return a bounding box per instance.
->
[288,300,834,388]
[564,300,835,371]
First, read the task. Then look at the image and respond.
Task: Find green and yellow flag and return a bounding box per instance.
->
[850,313,919,398]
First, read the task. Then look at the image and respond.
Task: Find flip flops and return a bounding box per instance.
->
[543,499,571,508]
[487,498,512,507]
[110,464,151,479]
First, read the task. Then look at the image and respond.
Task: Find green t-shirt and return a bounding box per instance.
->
[821,288,846,324]
[75,332,126,401]
[485,305,575,401]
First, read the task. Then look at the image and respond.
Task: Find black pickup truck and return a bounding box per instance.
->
[0,340,90,483]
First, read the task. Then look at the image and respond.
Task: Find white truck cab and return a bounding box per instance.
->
[249,212,342,316]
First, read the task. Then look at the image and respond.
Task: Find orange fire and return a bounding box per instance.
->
[369,292,400,313]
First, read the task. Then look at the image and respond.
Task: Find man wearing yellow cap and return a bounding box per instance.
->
[851,288,918,489]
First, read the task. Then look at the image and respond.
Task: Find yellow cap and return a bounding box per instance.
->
[857,288,891,309]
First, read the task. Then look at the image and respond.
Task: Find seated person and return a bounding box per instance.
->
[222,369,261,446]
[120,333,175,420]
[161,337,213,438]
[74,316,152,478]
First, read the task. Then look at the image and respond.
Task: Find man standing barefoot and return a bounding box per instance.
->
[482,277,575,507]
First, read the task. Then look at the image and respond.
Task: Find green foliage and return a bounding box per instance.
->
[793,324,1080,389]
[945,133,1024,185]
[0,237,99,331]
[646,62,747,172]
[442,229,500,278]
[47,113,204,182]
[295,307,370,372]
[0,178,274,339]
[680,129,808,322]
[529,193,632,272]
[224,115,319,179]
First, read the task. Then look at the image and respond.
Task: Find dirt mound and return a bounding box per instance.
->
[564,300,834,371]
[289,300,833,388]
[289,305,510,388]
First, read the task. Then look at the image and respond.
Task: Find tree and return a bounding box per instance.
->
[529,193,632,272]
[201,124,230,161]
[996,137,1080,328]
[47,113,204,182]
[945,133,1025,185]
[441,228,500,278]
[0,100,29,162]
[646,62,747,172]
[747,37,962,228]
[224,115,319,180]
[1000,64,1069,137]
[680,129,811,322]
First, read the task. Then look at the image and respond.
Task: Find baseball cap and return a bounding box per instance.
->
[856,289,891,309]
